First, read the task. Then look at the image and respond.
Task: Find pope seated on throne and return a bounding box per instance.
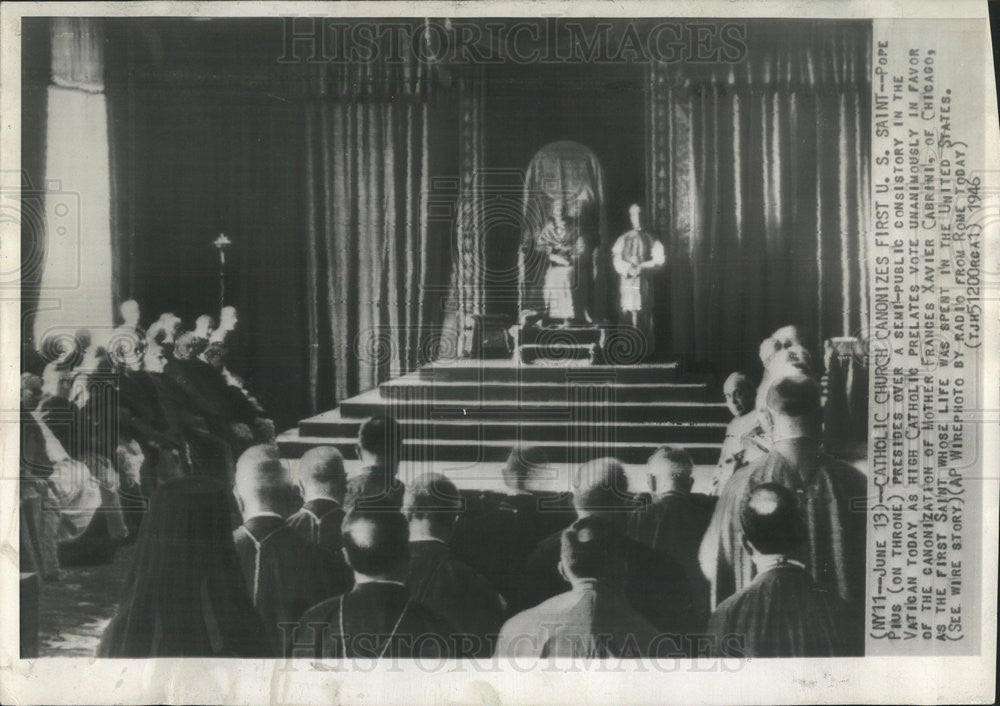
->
[537,200,587,325]
[519,141,608,328]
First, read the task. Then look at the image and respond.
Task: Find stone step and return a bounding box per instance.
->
[378,379,712,403]
[517,343,596,364]
[518,325,605,346]
[418,360,683,383]
[337,389,731,423]
[298,409,726,443]
[277,429,723,465]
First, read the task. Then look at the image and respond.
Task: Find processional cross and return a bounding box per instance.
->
[213,233,231,311]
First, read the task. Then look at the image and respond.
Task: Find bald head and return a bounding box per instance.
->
[502,444,549,490]
[571,457,631,520]
[739,483,804,555]
[560,516,625,584]
[646,446,694,495]
[766,373,821,418]
[234,444,290,516]
[341,511,409,579]
[298,446,346,502]
[760,373,822,442]
[404,473,462,538]
[120,299,140,326]
[723,372,755,417]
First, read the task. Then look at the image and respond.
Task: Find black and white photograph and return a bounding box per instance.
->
[2,2,997,704]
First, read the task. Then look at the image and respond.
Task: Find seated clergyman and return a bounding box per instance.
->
[403,473,506,656]
[450,445,574,603]
[496,516,668,659]
[287,446,348,556]
[516,457,692,634]
[628,446,712,630]
[291,510,451,659]
[708,483,852,657]
[232,445,350,653]
[344,415,405,511]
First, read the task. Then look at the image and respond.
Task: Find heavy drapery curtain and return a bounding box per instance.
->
[103,19,455,427]
[304,101,437,407]
[647,21,871,376]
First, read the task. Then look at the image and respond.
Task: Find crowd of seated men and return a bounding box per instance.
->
[25,311,866,659]
[19,299,273,579]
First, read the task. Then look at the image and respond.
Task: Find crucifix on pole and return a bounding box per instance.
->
[213,233,231,312]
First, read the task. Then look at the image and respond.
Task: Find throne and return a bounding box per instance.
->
[514,141,611,364]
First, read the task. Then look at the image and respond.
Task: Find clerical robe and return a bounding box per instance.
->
[286,498,346,555]
[177,357,257,427]
[450,490,575,604]
[707,561,852,657]
[146,372,233,480]
[406,539,506,657]
[709,411,766,495]
[537,221,585,320]
[698,441,867,629]
[291,581,452,659]
[344,465,405,512]
[611,229,665,313]
[233,515,351,653]
[516,525,693,635]
[627,491,713,630]
[497,580,673,659]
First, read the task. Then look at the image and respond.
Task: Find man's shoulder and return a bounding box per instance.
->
[625,534,685,577]
[728,412,759,435]
[403,598,452,630]
[525,529,563,561]
[502,592,575,633]
[298,595,343,625]
[819,454,867,484]
[285,507,313,530]
[717,462,759,505]
[442,552,502,597]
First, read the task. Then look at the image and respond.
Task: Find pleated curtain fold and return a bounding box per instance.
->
[648,22,871,375]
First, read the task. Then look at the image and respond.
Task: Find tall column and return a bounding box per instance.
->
[453,65,486,356]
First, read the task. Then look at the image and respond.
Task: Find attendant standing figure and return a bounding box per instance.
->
[611,204,665,350]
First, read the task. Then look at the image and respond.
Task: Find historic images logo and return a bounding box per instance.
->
[279,18,748,66]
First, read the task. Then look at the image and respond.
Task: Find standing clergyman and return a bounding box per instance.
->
[612,203,665,346]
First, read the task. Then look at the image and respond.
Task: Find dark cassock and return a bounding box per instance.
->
[233,514,352,653]
[98,477,272,658]
[146,372,234,479]
[344,465,405,512]
[406,539,506,657]
[628,490,713,629]
[707,558,849,657]
[516,528,693,634]
[286,497,346,555]
[163,359,236,444]
[177,356,257,427]
[497,578,670,659]
[698,441,867,644]
[117,369,186,494]
[291,580,452,659]
[451,490,575,604]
